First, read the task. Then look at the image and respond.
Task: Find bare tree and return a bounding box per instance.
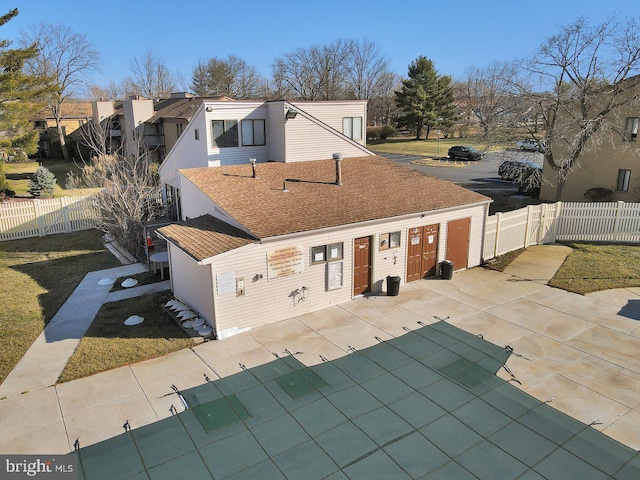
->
[126,49,177,99]
[344,38,390,100]
[512,16,640,201]
[191,55,266,99]
[67,134,164,256]
[86,81,122,101]
[368,72,403,125]
[19,22,101,160]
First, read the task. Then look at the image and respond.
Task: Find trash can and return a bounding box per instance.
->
[386,275,401,296]
[440,260,454,280]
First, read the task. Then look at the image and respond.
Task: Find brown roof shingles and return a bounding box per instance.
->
[180,156,490,239]
[158,215,256,262]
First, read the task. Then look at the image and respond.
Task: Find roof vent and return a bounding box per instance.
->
[333,153,344,186]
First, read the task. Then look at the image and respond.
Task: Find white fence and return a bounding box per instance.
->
[0,196,98,241]
[484,201,640,260]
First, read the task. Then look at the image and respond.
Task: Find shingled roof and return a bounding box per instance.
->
[179,155,490,240]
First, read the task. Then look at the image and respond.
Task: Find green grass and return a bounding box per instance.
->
[110,270,164,292]
[368,136,500,157]
[0,229,120,384]
[549,243,640,295]
[3,158,98,197]
[58,290,194,383]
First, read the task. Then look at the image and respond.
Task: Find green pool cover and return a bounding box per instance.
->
[75,321,640,479]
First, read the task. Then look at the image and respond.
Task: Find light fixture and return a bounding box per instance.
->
[205,106,214,112]
[285,109,298,119]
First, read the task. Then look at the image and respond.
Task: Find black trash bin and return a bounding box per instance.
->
[440,260,454,280]
[386,275,401,296]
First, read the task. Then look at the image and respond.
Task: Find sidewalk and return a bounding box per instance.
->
[0,264,170,399]
[503,244,573,283]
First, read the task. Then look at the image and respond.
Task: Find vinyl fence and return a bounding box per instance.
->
[0,195,98,241]
[484,201,640,260]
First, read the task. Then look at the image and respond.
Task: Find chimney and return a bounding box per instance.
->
[333,153,344,186]
[249,158,257,178]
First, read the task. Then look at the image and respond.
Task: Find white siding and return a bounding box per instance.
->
[168,244,216,328]
[208,204,485,336]
[268,102,287,161]
[290,101,367,146]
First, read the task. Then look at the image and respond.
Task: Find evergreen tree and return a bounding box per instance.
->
[0,158,14,197]
[28,165,56,198]
[0,9,52,156]
[395,56,457,139]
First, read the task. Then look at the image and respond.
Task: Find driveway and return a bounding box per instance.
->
[2,248,639,456]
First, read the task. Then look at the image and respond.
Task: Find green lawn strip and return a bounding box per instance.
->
[368,136,501,157]
[110,270,164,291]
[3,158,98,197]
[549,243,640,295]
[483,248,526,272]
[58,290,194,383]
[0,230,120,384]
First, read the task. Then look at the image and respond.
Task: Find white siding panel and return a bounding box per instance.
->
[209,204,486,335]
[268,102,286,162]
[168,243,216,328]
[290,101,367,146]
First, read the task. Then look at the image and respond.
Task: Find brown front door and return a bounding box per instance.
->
[353,236,371,295]
[407,225,439,282]
[446,218,471,271]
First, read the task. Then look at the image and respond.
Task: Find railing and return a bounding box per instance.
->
[483,201,640,260]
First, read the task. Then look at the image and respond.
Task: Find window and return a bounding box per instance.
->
[624,117,639,141]
[616,169,631,192]
[343,117,363,140]
[311,242,344,265]
[242,119,266,146]
[176,123,184,137]
[212,120,239,148]
[380,231,401,250]
[194,129,200,140]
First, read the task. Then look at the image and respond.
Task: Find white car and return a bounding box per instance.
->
[517,139,546,152]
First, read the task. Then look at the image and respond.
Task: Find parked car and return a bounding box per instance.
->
[516,139,546,152]
[447,145,483,161]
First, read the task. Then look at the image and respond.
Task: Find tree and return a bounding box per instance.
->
[28,165,56,197]
[0,9,52,156]
[19,22,101,160]
[191,55,266,99]
[344,38,390,101]
[67,135,165,256]
[126,49,177,99]
[86,81,122,101]
[512,16,640,201]
[368,71,403,126]
[395,56,457,139]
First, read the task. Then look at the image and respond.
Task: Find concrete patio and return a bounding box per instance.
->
[1,251,640,457]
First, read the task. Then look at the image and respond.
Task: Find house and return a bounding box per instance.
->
[33,100,93,157]
[157,155,490,339]
[539,83,640,202]
[158,98,371,219]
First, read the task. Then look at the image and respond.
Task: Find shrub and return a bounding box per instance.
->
[584,187,614,202]
[28,165,57,198]
[380,124,396,139]
[0,160,15,198]
[366,126,383,140]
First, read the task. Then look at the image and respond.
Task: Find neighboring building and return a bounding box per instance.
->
[33,101,93,157]
[158,156,490,339]
[158,98,370,219]
[540,85,640,202]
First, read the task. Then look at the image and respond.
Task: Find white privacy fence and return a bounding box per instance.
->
[484,201,640,260]
[0,196,98,241]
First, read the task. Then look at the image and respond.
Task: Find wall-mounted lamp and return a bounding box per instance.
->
[285,109,298,119]
[205,106,214,112]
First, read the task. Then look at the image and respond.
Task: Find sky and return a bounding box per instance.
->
[2,0,638,96]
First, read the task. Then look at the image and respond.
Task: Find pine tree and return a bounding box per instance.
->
[395,56,457,139]
[0,9,52,157]
[28,165,56,198]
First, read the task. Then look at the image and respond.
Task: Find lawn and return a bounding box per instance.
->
[3,158,97,197]
[368,136,501,157]
[0,229,120,385]
[549,243,640,295]
[58,290,194,383]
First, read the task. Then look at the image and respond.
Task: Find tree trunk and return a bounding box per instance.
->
[55,117,69,160]
[554,172,566,202]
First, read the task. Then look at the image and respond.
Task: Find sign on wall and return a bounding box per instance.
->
[267,245,304,279]
[326,261,343,291]
[216,271,236,295]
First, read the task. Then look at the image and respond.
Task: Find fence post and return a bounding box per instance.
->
[552,201,561,243]
[494,212,502,258]
[33,200,45,237]
[61,196,71,233]
[612,201,624,242]
[524,206,533,248]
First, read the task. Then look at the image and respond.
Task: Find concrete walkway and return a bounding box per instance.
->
[504,244,573,283]
[0,264,170,399]
[2,245,640,456]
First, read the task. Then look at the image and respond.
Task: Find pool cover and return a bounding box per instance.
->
[75,321,640,479]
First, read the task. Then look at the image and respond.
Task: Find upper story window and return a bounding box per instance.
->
[242,119,266,146]
[176,123,184,138]
[212,120,239,148]
[623,117,638,142]
[616,169,631,192]
[343,117,363,141]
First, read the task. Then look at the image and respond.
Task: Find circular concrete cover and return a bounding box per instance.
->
[124,315,144,326]
[98,278,115,286]
[178,310,197,320]
[196,324,213,336]
[121,278,139,288]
